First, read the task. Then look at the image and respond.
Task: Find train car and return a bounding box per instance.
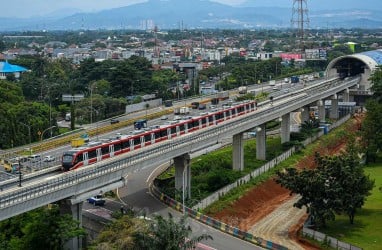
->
[61,100,257,171]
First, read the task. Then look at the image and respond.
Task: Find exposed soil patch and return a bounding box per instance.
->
[209,115,364,249]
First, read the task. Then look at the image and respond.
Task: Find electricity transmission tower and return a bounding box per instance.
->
[291,0,309,50]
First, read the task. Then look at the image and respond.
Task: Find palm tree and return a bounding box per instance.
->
[134,212,213,250]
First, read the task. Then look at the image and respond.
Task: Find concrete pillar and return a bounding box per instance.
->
[60,200,83,250]
[317,100,325,122]
[343,89,350,102]
[256,123,266,160]
[301,106,310,123]
[281,113,291,143]
[330,96,339,119]
[232,133,244,171]
[174,153,191,199]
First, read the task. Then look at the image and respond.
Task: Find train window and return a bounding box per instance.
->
[193,120,199,127]
[134,137,140,145]
[155,131,161,139]
[88,149,97,159]
[201,117,207,124]
[209,115,214,123]
[114,143,121,151]
[232,109,236,115]
[171,126,177,134]
[145,133,151,142]
[187,121,194,129]
[122,140,130,149]
[77,153,83,162]
[160,129,167,138]
[180,124,185,131]
[101,146,109,155]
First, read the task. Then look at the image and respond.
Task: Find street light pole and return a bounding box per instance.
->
[20,122,32,155]
[182,166,186,215]
[40,126,56,147]
[90,84,93,125]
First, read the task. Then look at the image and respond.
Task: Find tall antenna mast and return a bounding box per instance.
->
[291,0,309,50]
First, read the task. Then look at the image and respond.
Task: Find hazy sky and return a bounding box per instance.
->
[2,0,247,18]
[2,0,378,18]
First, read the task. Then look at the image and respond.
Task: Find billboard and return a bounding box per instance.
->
[280,53,302,61]
[305,49,327,60]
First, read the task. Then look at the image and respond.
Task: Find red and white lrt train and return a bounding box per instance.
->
[61,100,257,171]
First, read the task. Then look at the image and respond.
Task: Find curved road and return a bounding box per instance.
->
[117,147,264,250]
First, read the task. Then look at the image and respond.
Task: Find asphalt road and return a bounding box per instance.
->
[117,161,263,250]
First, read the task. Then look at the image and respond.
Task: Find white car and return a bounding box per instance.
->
[43,155,55,162]
[160,115,168,120]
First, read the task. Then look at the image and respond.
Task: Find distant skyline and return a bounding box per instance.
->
[1,0,380,19]
[1,0,246,18]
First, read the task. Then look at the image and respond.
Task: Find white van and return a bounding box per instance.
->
[29,154,41,163]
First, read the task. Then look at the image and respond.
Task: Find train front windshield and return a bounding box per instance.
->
[62,153,75,171]
[62,154,74,163]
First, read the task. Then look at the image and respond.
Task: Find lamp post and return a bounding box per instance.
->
[40,126,56,145]
[89,83,97,125]
[182,166,186,215]
[89,107,101,140]
[20,122,32,155]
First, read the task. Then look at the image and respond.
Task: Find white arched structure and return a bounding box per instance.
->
[326,49,382,92]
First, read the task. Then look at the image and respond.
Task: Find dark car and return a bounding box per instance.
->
[110,119,120,124]
[87,195,106,206]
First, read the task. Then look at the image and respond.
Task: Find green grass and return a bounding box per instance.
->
[320,163,382,250]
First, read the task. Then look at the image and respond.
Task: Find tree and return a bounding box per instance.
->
[134,213,212,250]
[0,206,86,250]
[369,65,382,102]
[276,164,336,228]
[361,66,382,162]
[92,215,148,250]
[326,140,375,224]
[276,143,374,227]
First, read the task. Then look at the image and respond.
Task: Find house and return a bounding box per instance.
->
[0,61,28,79]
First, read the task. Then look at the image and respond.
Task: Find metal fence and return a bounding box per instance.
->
[302,227,362,250]
[192,148,295,210]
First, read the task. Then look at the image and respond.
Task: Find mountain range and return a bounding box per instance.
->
[1,0,382,31]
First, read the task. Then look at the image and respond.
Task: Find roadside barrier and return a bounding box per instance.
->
[150,184,288,250]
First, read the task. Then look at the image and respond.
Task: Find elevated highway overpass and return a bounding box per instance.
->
[0,76,361,249]
[0,76,360,219]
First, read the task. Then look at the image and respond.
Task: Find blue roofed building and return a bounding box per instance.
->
[0,61,28,80]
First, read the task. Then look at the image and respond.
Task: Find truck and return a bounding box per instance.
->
[179,107,190,115]
[238,86,247,94]
[71,138,85,147]
[191,102,200,109]
[290,76,299,83]
[211,98,219,105]
[164,100,173,107]
[65,112,71,121]
[3,158,20,174]
[134,119,147,130]
[269,80,276,86]
[217,91,229,100]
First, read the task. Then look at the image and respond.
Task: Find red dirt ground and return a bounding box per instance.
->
[209,114,363,250]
